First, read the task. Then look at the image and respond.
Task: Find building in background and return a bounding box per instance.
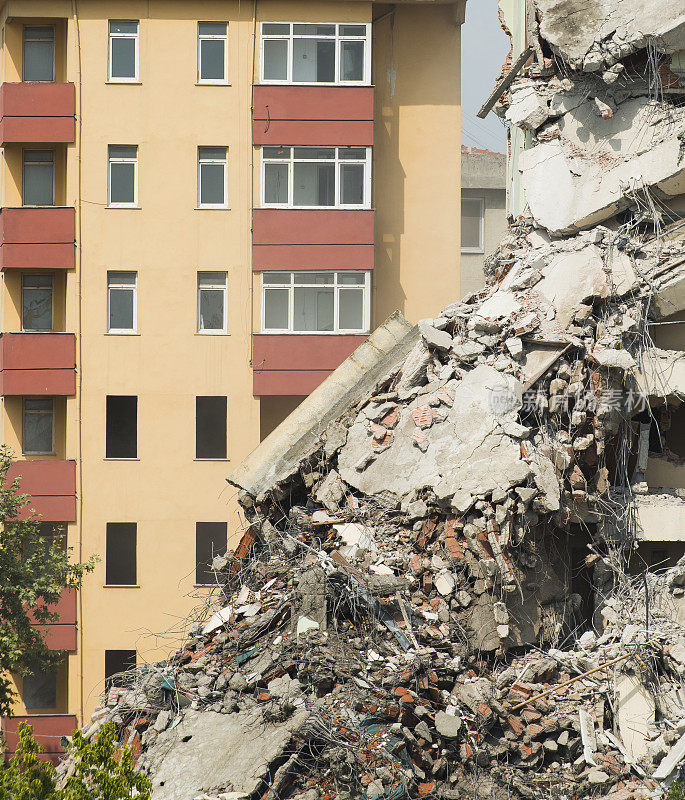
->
[0,0,465,759]
[460,145,506,297]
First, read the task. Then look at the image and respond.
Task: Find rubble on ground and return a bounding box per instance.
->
[55,3,685,799]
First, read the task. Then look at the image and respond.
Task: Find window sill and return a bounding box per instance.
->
[461,248,484,254]
[257,82,373,88]
[103,457,140,461]
[105,332,140,336]
[194,584,220,588]
[258,331,370,336]
[22,453,56,457]
[103,584,140,588]
[259,206,371,211]
[194,206,231,211]
[195,331,230,336]
[106,205,142,210]
[106,80,142,85]
[195,82,232,87]
[193,458,230,462]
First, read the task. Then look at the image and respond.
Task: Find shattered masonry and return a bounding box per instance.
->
[56,3,685,800]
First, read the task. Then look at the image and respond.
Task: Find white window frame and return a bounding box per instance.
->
[261,271,370,335]
[461,197,485,254]
[22,397,55,455]
[197,22,229,84]
[107,145,138,208]
[197,272,228,334]
[197,147,228,208]
[107,271,137,334]
[108,20,139,83]
[21,273,54,332]
[260,22,371,85]
[261,146,371,209]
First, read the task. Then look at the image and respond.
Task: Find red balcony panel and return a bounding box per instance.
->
[6,460,76,522]
[253,85,374,145]
[2,715,76,764]
[253,334,367,395]
[253,209,374,270]
[0,333,75,395]
[0,207,75,270]
[30,589,77,652]
[0,82,75,144]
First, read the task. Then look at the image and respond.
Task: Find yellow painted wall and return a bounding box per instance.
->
[1,0,462,723]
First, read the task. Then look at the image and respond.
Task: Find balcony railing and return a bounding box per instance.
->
[0,207,75,270]
[0,82,75,145]
[6,460,76,522]
[2,715,77,764]
[0,332,75,395]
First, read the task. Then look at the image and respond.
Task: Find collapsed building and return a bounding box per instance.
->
[54,3,685,799]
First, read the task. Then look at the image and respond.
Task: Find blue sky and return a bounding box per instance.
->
[461,0,510,153]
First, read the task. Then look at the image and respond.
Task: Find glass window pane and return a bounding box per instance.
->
[293,147,335,160]
[199,22,227,36]
[199,289,225,330]
[109,288,134,330]
[110,21,138,34]
[293,162,334,206]
[263,146,289,159]
[262,23,289,35]
[199,147,227,161]
[110,163,135,204]
[22,286,53,330]
[263,273,290,285]
[24,274,53,287]
[341,163,364,205]
[109,271,136,285]
[198,272,226,287]
[340,25,367,36]
[293,286,334,331]
[292,38,334,82]
[24,408,53,453]
[109,145,137,159]
[264,162,288,204]
[264,289,289,329]
[25,398,53,411]
[263,39,287,80]
[111,38,136,78]
[200,39,225,80]
[23,164,54,206]
[293,24,335,36]
[294,272,333,284]
[338,147,366,160]
[338,272,365,285]
[461,199,483,249]
[341,40,364,81]
[23,667,57,710]
[339,288,364,329]
[200,163,225,205]
[24,40,54,81]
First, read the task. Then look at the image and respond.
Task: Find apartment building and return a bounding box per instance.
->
[0,0,465,759]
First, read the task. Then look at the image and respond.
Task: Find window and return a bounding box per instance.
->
[106,396,137,459]
[107,271,137,333]
[262,271,370,333]
[262,146,370,208]
[197,272,227,333]
[261,23,370,84]
[198,22,228,83]
[104,650,136,688]
[23,25,55,82]
[23,398,54,455]
[22,274,53,331]
[197,147,228,208]
[108,146,138,207]
[196,522,227,585]
[108,20,138,81]
[23,149,54,207]
[106,523,137,585]
[196,397,227,459]
[461,197,484,253]
[23,665,57,709]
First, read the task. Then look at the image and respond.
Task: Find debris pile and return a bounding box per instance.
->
[57,2,685,798]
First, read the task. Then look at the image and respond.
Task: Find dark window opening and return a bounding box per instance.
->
[196,396,227,459]
[196,522,227,585]
[106,523,137,585]
[106,395,137,458]
[104,649,136,688]
[23,665,57,710]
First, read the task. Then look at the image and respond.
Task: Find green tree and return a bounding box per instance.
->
[59,724,151,800]
[0,446,95,715]
[0,722,57,800]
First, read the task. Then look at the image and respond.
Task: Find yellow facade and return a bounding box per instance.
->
[0,0,463,729]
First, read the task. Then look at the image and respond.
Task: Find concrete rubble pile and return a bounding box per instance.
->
[56,3,685,799]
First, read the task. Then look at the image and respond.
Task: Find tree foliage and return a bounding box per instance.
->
[0,446,95,715]
[0,722,152,799]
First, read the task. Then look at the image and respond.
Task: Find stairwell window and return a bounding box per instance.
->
[198,23,228,83]
[23,149,55,207]
[23,398,55,455]
[262,271,370,334]
[107,271,137,333]
[461,197,485,253]
[197,147,228,208]
[108,146,138,207]
[22,274,54,331]
[262,146,370,209]
[197,272,227,333]
[260,23,370,84]
[23,25,55,82]
[108,20,139,82]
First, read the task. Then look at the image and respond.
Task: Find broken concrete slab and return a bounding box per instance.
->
[615,669,655,760]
